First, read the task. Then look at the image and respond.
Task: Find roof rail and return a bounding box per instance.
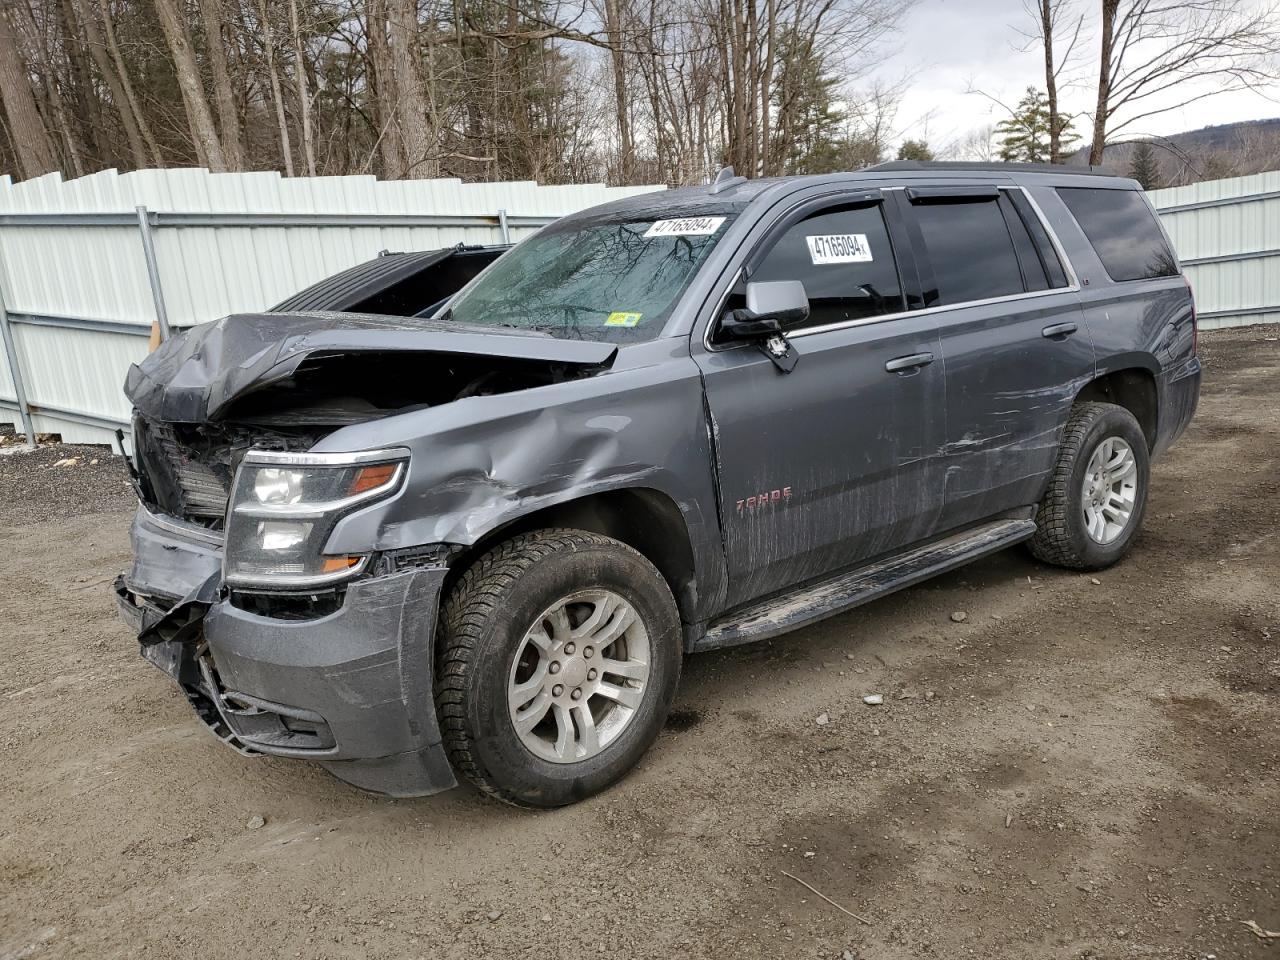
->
[867,160,1120,177]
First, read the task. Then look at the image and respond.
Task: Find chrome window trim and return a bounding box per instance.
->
[787,284,1077,339]
[700,184,1080,351]
[243,446,410,467]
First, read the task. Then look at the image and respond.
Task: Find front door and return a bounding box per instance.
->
[694,195,947,610]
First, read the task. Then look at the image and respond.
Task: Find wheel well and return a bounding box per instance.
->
[1076,369,1157,449]
[445,489,699,625]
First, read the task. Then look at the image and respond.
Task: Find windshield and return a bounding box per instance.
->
[443,209,738,342]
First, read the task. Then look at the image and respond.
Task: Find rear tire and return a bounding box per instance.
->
[435,529,681,807]
[1029,401,1150,570]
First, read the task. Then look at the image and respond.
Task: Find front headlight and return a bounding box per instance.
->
[223,448,408,588]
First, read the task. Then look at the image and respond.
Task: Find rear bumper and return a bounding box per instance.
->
[116,506,457,797]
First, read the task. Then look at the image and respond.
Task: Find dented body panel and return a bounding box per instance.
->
[127,310,617,424]
[116,164,1201,797]
[932,290,1095,530]
[696,307,948,607]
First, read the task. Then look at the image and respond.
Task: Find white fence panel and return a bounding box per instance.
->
[1151,171,1280,330]
[0,168,663,445]
[4,166,1275,447]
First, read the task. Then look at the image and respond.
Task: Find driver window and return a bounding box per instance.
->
[735,204,905,331]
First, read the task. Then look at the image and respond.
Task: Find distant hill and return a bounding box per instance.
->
[1067,118,1280,184]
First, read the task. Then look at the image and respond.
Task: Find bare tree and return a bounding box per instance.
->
[0,0,923,187]
[255,0,295,176]
[944,124,998,161]
[1019,0,1084,163]
[197,0,244,167]
[600,0,633,180]
[388,0,435,177]
[153,0,227,169]
[1090,0,1280,164]
[289,0,317,176]
[73,0,146,166]
[0,2,58,177]
[56,0,106,165]
[365,0,404,179]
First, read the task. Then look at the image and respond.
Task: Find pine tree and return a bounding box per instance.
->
[897,139,934,161]
[769,30,846,174]
[1127,141,1162,190]
[996,87,1080,163]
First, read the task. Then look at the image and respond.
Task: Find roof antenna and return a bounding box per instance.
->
[709,165,746,194]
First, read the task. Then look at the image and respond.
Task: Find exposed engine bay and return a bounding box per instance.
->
[131,349,609,531]
[125,244,617,531]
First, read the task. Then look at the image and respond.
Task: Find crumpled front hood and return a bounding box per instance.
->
[124,311,618,423]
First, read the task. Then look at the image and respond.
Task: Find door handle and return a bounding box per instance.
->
[1042,321,1078,339]
[885,351,935,373]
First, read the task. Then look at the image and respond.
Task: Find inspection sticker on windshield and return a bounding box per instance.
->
[806,233,873,264]
[644,216,726,238]
[605,311,642,327]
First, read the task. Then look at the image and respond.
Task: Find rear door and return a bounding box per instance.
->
[899,185,1095,530]
[694,191,948,609]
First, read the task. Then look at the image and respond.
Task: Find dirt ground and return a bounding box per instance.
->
[1,327,1277,960]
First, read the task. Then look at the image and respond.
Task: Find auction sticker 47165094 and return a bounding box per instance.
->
[644,217,727,238]
[806,233,873,264]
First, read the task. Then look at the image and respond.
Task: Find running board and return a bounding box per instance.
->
[694,519,1037,651]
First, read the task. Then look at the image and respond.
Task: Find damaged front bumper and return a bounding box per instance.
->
[115,506,457,797]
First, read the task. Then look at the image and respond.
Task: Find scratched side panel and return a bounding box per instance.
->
[314,338,729,621]
[695,315,948,610]
[1028,183,1197,457]
[934,290,1095,531]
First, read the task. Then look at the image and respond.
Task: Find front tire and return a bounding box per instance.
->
[1029,401,1150,570]
[435,529,682,807]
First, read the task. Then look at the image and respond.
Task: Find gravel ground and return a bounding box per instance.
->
[0,436,133,525]
[0,327,1276,960]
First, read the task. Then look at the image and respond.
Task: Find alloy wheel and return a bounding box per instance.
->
[506,590,651,764]
[1082,436,1138,544]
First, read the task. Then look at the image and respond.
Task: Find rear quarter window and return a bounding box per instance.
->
[1057,187,1178,282]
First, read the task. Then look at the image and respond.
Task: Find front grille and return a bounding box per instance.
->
[152,426,230,522]
[133,416,234,529]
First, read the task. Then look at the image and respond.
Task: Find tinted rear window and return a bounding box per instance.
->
[1057,187,1178,282]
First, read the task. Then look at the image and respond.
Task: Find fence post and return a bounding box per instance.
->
[135,205,172,341]
[0,281,37,448]
[497,208,511,244]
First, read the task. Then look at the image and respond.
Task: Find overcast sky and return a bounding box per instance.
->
[870,0,1280,152]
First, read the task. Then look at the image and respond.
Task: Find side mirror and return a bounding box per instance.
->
[720,280,809,340]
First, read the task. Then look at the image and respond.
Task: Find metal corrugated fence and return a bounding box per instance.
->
[0,168,663,446]
[1149,171,1280,330]
[0,167,1275,447]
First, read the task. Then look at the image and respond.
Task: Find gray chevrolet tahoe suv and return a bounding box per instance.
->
[116,161,1201,806]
